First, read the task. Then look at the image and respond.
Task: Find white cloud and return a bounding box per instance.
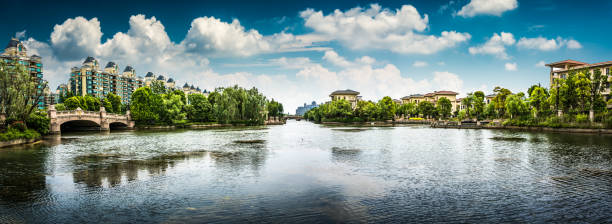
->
[15,30,27,39]
[300,4,471,54]
[322,50,376,68]
[457,0,518,17]
[535,61,546,67]
[413,61,428,67]
[50,17,103,60]
[468,32,515,59]
[505,62,518,71]
[432,71,464,93]
[517,36,582,51]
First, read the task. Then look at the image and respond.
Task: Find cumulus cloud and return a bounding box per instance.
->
[22,11,472,112]
[517,36,582,51]
[50,17,103,60]
[468,32,515,59]
[413,61,428,67]
[300,4,471,54]
[457,0,518,17]
[432,71,464,93]
[505,62,518,71]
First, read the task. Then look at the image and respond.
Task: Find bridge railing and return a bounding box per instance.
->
[55,110,128,119]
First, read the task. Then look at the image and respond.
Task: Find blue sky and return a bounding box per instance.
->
[2,0,611,112]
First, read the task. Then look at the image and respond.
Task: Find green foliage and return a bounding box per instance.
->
[63,95,101,111]
[0,128,40,142]
[26,111,50,135]
[418,101,435,118]
[377,96,396,120]
[131,87,162,124]
[150,80,167,95]
[492,86,512,116]
[161,90,187,124]
[104,93,122,114]
[575,114,589,123]
[54,103,66,111]
[355,100,378,121]
[0,61,48,122]
[186,94,213,122]
[436,97,453,118]
[505,93,529,118]
[212,86,268,125]
[267,99,284,118]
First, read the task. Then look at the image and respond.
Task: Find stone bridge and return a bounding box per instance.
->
[48,105,135,134]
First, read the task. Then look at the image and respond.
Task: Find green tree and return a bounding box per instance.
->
[267,99,284,118]
[461,93,474,118]
[492,86,512,116]
[0,61,48,123]
[105,93,122,114]
[131,87,162,124]
[150,80,167,95]
[418,101,435,119]
[376,96,396,120]
[586,69,608,121]
[528,86,549,118]
[186,94,213,122]
[472,91,485,119]
[356,100,378,121]
[505,93,528,119]
[436,97,453,119]
[63,96,84,110]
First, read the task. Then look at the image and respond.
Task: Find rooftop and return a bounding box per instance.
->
[167,78,174,83]
[124,66,134,72]
[83,56,96,64]
[330,89,359,96]
[156,75,165,80]
[105,62,116,68]
[145,72,154,77]
[5,38,20,49]
[432,90,459,95]
[545,59,588,67]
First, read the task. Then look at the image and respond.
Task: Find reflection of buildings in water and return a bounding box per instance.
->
[72,151,208,188]
[0,146,48,202]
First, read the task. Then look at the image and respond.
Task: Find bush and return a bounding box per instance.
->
[55,103,66,111]
[26,111,50,135]
[9,121,26,132]
[0,128,41,142]
[575,114,589,123]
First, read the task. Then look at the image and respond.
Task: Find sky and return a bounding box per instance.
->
[2,0,611,113]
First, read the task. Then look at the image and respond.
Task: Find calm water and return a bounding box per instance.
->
[1,120,611,223]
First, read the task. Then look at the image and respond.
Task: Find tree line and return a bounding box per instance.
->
[304,96,455,122]
[130,85,283,125]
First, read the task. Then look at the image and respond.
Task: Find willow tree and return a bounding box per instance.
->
[0,61,48,123]
[587,69,608,121]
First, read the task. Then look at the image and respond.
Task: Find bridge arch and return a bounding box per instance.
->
[60,119,101,132]
[48,105,135,134]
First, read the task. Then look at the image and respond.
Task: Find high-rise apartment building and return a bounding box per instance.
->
[1,38,47,109]
[68,57,144,104]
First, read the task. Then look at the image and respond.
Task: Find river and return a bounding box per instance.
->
[1,120,611,223]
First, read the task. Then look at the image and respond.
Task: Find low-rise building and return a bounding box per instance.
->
[546,59,612,102]
[401,91,459,112]
[330,89,360,108]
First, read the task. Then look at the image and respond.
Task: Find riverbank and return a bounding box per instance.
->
[318,119,431,126]
[136,119,286,130]
[0,128,43,148]
[431,121,612,134]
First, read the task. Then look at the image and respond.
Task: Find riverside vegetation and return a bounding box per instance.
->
[305,68,612,129]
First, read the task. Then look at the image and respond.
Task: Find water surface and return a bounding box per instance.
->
[1,121,611,223]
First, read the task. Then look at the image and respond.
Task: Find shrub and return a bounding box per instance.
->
[0,128,41,142]
[26,111,50,135]
[575,114,589,123]
[55,103,66,111]
[9,121,26,132]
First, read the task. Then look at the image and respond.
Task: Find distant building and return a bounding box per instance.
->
[330,89,361,108]
[66,57,144,104]
[296,101,319,116]
[401,91,459,112]
[1,38,46,109]
[546,59,612,102]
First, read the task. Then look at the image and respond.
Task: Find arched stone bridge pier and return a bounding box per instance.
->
[48,105,135,134]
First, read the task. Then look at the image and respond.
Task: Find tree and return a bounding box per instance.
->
[186,94,213,122]
[484,101,497,119]
[586,69,608,121]
[161,91,186,123]
[0,61,48,123]
[150,80,167,95]
[505,94,528,119]
[64,97,84,110]
[356,100,378,121]
[396,102,416,118]
[377,96,396,120]
[418,101,435,118]
[105,93,122,114]
[472,91,485,119]
[131,87,162,124]
[436,97,453,119]
[528,86,549,118]
[267,99,284,118]
[461,95,473,118]
[492,87,512,116]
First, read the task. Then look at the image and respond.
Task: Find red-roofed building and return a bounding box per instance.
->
[546,59,612,103]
